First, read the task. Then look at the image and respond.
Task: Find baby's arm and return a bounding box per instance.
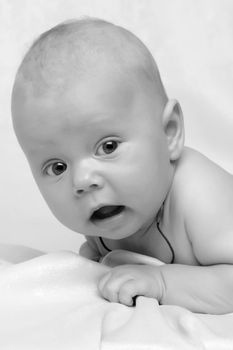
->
[98,262,233,314]
[159,263,233,314]
[165,149,233,313]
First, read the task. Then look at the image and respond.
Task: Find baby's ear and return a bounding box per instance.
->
[162,99,184,161]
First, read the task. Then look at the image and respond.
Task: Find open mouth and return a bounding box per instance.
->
[90,205,125,221]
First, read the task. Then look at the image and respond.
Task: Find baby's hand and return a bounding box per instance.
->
[98,264,164,306]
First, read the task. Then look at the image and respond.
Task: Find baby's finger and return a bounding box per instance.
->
[98,272,133,303]
[98,271,112,291]
[118,279,145,306]
[98,272,118,303]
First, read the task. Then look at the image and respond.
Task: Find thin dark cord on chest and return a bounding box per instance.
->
[99,202,175,264]
[155,201,175,264]
[99,236,111,252]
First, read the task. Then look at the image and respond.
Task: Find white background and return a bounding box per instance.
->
[1,0,232,252]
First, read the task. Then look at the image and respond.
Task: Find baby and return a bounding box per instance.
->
[11,18,233,314]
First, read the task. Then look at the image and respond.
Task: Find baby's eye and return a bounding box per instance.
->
[96,140,119,156]
[44,161,67,176]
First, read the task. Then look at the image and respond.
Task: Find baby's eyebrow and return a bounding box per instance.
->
[26,140,58,159]
[68,113,123,133]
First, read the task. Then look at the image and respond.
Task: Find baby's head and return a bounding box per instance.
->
[11,18,184,239]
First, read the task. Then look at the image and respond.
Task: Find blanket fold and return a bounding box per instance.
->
[0,251,233,349]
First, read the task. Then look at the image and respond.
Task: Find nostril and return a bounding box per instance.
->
[90,183,98,189]
[75,184,98,196]
[76,189,84,195]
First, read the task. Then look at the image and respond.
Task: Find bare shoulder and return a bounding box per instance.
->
[175,147,233,194]
[172,147,233,264]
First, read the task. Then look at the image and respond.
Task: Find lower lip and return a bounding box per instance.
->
[91,207,126,229]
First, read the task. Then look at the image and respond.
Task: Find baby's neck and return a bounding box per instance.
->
[103,208,162,253]
[98,198,174,261]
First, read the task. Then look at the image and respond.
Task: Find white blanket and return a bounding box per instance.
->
[0,251,233,349]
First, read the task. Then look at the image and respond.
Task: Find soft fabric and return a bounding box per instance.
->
[0,250,233,349]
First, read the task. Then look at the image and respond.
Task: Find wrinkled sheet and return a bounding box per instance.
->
[1,251,233,350]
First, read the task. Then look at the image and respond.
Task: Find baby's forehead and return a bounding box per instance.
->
[15,19,160,98]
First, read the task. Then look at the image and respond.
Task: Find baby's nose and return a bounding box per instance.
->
[72,161,104,197]
[75,183,100,197]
